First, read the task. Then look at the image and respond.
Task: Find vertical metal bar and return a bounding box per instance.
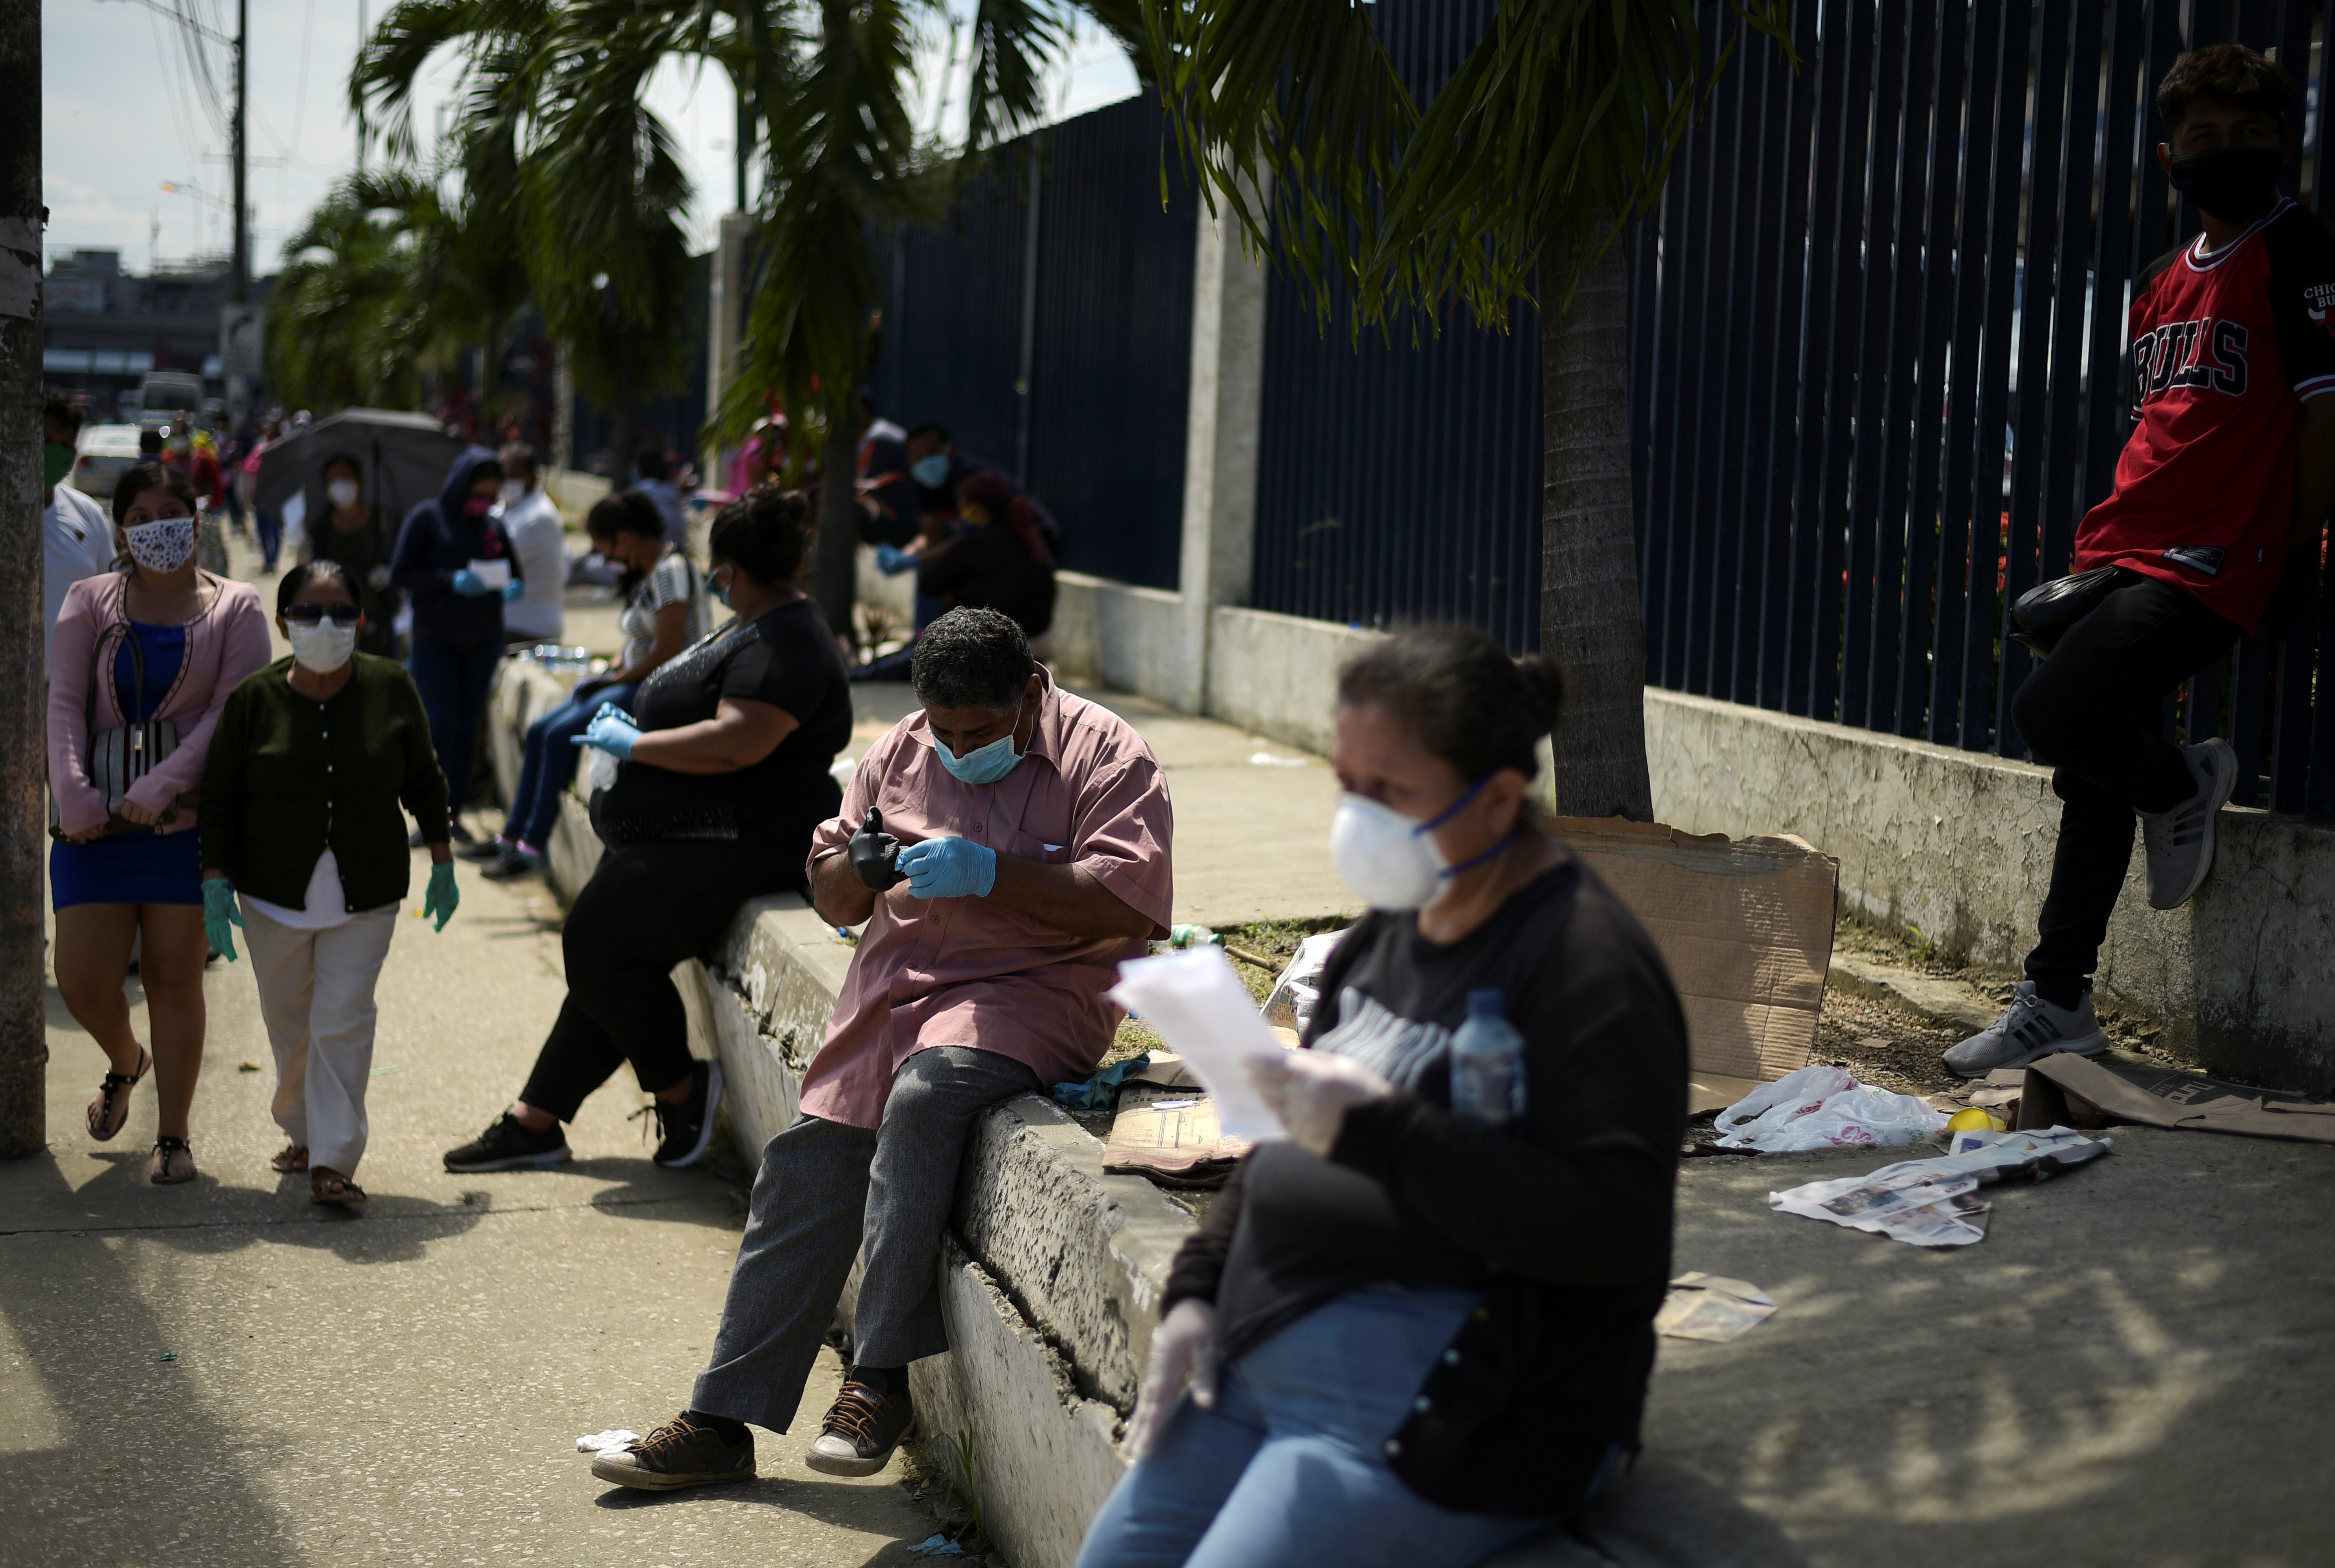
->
[1932,0,2008,743]
[1997,0,2079,756]
[1014,139,1043,484]
[1696,17,1756,699]
[1726,32,1788,703]
[1757,0,1825,710]
[1898,0,1971,738]
[2038,0,2107,590]
[1843,0,1911,731]
[1783,0,1858,717]
[1675,48,1726,696]
[1956,3,2034,751]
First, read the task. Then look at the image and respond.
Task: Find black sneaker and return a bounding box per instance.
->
[454,836,509,863]
[479,844,545,882]
[590,1414,755,1492]
[804,1379,913,1477]
[642,1061,723,1169]
[442,1112,572,1172]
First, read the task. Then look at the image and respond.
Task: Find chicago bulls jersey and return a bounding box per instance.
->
[2077,197,2335,632]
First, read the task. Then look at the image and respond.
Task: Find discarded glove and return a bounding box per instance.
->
[896,835,996,900]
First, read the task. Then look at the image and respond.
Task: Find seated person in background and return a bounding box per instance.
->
[1076,625,1686,1568]
[468,491,707,880]
[442,488,849,1173]
[589,606,1173,1493]
[916,470,1058,642]
[855,390,921,549]
[632,444,688,550]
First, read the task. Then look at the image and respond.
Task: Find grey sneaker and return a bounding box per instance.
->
[589,1414,755,1491]
[804,1379,913,1477]
[2140,738,2237,911]
[1942,982,2106,1078]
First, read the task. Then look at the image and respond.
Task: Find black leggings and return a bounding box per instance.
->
[2008,570,2242,1009]
[519,838,805,1122]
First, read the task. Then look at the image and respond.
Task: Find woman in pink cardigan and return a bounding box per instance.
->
[49,460,271,1184]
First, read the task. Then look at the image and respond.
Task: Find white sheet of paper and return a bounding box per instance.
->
[468,558,512,589]
[1109,949,1289,1141]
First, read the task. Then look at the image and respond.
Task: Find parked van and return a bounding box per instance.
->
[136,371,206,437]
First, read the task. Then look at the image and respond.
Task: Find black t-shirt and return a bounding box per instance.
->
[917,520,1058,637]
[1202,855,1688,1361]
[592,598,851,851]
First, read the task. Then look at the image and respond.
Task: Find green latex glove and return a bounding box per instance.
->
[201,876,243,962]
[423,861,460,931]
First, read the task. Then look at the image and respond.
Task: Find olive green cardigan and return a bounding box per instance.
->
[199,653,452,912]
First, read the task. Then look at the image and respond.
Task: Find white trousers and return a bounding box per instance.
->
[240,900,399,1177]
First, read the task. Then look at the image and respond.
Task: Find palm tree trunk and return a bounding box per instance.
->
[1538,220,1654,821]
[815,394,861,656]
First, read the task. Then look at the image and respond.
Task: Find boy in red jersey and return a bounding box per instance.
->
[1950,44,2335,1077]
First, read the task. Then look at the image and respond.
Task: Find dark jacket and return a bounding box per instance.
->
[917,512,1057,637]
[1161,854,1687,1515]
[199,652,451,911]
[390,446,519,646]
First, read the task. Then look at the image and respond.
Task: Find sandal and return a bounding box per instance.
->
[309,1167,367,1206]
[150,1135,198,1186]
[86,1046,150,1143]
[271,1144,310,1173]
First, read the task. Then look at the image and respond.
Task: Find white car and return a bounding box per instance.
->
[73,423,143,500]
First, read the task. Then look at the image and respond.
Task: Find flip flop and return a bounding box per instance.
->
[87,1047,150,1143]
[150,1135,197,1185]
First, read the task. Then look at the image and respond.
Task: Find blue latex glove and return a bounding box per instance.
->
[569,702,643,760]
[201,876,243,962]
[874,543,917,576]
[896,836,998,900]
[501,578,525,601]
[451,568,491,597]
[423,862,460,931]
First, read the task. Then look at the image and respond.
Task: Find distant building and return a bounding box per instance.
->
[40,250,275,418]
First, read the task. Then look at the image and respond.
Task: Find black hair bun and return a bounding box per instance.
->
[1515,656,1566,738]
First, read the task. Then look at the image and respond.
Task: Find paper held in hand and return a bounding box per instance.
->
[468,558,512,589]
[1108,948,1290,1142]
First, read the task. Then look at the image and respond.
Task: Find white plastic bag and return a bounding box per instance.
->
[1714,1064,1948,1151]
[1261,930,1346,1033]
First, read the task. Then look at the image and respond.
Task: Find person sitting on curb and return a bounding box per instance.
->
[1949,43,2335,1078]
[589,605,1174,1492]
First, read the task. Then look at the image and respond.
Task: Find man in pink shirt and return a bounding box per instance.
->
[593,608,1174,1492]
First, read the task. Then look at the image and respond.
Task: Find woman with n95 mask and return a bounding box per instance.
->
[199,560,459,1205]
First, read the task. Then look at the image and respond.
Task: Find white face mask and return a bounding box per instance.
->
[499,479,526,507]
[1327,777,1503,912]
[327,478,360,509]
[287,619,359,674]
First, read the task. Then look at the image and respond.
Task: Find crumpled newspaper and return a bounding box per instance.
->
[1769,1126,2111,1247]
[575,1429,641,1454]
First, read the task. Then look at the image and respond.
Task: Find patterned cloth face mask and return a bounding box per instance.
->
[121,515,198,573]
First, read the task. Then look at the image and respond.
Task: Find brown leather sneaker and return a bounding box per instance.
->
[589,1414,755,1491]
[804,1380,914,1477]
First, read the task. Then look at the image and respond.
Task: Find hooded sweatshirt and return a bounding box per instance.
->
[391,446,520,646]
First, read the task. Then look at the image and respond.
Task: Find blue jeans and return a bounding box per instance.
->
[255,509,282,570]
[408,637,504,816]
[499,680,636,847]
[1076,1284,1577,1568]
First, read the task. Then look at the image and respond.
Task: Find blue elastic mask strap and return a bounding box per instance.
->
[1415,775,1518,881]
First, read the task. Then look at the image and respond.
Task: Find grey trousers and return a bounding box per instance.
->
[690,1045,1042,1433]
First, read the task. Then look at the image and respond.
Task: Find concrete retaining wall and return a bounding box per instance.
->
[1646,689,2335,1090]
[1050,572,1188,710]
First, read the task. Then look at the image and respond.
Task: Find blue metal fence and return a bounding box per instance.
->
[1247,0,1546,652]
[867,95,1199,589]
[1636,0,2335,815]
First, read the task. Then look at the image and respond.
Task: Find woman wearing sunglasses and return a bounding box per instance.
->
[199,560,459,1204]
[48,460,271,1185]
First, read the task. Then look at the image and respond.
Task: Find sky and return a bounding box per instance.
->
[40,0,1142,273]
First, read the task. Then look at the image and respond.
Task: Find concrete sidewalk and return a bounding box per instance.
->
[0,857,935,1568]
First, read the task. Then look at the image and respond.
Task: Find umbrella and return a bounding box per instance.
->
[253,409,466,543]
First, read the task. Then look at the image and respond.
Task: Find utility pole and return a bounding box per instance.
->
[232,0,248,304]
[0,0,48,1158]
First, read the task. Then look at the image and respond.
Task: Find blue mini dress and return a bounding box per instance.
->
[50,621,203,910]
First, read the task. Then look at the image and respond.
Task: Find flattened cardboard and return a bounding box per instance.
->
[1548,817,1840,1085]
[1102,1081,1250,1186]
[2016,1051,2335,1144]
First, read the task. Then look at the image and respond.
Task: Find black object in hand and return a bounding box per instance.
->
[850,807,904,890]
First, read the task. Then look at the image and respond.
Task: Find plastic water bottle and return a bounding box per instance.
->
[1451,987,1526,1126]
